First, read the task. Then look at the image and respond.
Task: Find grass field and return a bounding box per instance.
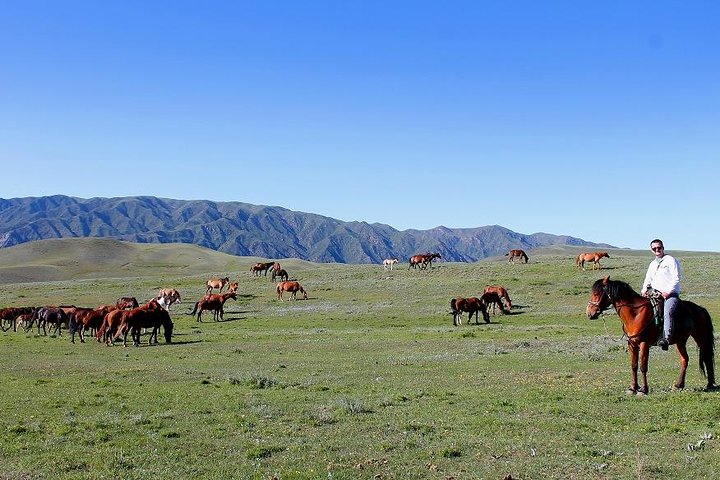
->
[1,240,720,479]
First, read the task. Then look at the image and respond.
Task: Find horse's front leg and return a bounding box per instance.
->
[673,342,690,390]
[627,342,640,394]
[638,342,651,395]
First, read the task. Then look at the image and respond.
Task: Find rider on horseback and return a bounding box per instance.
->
[641,239,682,350]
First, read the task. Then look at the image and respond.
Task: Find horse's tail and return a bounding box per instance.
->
[450,298,457,313]
[693,303,716,385]
[188,301,199,315]
[504,252,509,256]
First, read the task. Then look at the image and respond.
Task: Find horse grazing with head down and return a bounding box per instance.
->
[587,276,715,395]
[450,297,489,326]
[0,306,35,332]
[69,304,118,343]
[110,301,174,347]
[505,249,528,263]
[276,281,307,301]
[483,285,512,313]
[29,307,69,336]
[251,262,275,277]
[98,299,163,345]
[189,291,237,322]
[206,277,230,294]
[271,269,289,282]
[116,297,139,310]
[576,252,610,270]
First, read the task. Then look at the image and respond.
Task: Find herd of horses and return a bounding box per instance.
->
[2,248,716,394]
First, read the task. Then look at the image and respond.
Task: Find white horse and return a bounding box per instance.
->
[382,258,399,270]
[157,288,182,311]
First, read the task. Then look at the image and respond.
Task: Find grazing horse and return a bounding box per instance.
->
[483,285,512,313]
[206,277,230,294]
[98,299,162,345]
[480,292,505,316]
[587,276,715,394]
[382,258,399,270]
[250,262,275,277]
[111,304,174,347]
[276,281,307,301]
[576,252,610,270]
[271,269,289,282]
[505,249,529,263]
[29,307,68,336]
[450,297,489,326]
[157,288,182,310]
[227,282,239,293]
[69,305,118,343]
[0,306,35,332]
[116,297,139,310]
[189,292,237,322]
[408,253,441,270]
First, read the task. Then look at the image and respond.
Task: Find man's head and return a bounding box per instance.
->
[650,239,664,258]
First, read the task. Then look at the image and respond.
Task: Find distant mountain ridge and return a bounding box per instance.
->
[0,195,613,263]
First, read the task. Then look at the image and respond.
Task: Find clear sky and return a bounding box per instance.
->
[1,1,718,252]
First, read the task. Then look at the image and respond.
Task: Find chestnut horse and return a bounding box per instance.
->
[98,299,163,345]
[483,285,512,313]
[206,277,230,294]
[587,276,715,394]
[505,249,528,263]
[576,252,609,270]
[189,291,237,322]
[111,302,174,347]
[69,304,118,343]
[250,262,275,277]
[0,306,35,332]
[450,297,489,326]
[276,281,307,301]
[408,253,441,270]
[271,269,289,282]
[116,297,139,310]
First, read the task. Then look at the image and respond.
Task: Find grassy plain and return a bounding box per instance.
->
[1,240,720,479]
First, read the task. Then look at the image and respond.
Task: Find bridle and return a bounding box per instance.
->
[588,284,654,341]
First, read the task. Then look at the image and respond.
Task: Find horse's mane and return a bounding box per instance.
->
[592,278,641,303]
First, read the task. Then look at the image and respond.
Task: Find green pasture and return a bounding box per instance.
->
[1,241,720,479]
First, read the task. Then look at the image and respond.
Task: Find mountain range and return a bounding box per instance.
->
[0,195,613,263]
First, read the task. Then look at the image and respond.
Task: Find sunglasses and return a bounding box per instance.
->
[651,246,663,252]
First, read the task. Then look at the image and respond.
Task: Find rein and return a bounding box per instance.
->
[589,287,655,342]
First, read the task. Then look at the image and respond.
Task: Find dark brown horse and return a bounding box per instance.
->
[116,297,139,310]
[408,252,441,270]
[250,262,275,277]
[29,307,68,336]
[505,249,528,263]
[483,285,512,313]
[576,252,609,270]
[586,276,715,394]
[189,291,237,322]
[0,306,35,332]
[206,277,230,294]
[98,299,162,345]
[276,281,307,301]
[450,297,489,326]
[271,269,289,282]
[480,291,504,315]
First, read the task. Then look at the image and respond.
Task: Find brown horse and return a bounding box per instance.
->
[206,277,230,294]
[189,291,237,322]
[587,276,715,394]
[505,249,528,263]
[480,291,504,315]
[116,297,139,310]
[0,306,35,332]
[576,252,610,270]
[157,288,182,310]
[111,303,174,347]
[98,299,162,345]
[276,281,307,301]
[271,269,289,282]
[69,304,118,343]
[250,262,275,277]
[29,307,68,336]
[227,282,239,293]
[408,253,441,270]
[483,285,512,313]
[450,297,489,326]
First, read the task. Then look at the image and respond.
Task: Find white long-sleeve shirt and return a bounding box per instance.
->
[642,254,681,295]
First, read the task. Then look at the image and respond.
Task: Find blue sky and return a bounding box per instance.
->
[1,1,718,252]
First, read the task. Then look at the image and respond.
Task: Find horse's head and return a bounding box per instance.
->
[586,276,612,319]
[162,312,173,343]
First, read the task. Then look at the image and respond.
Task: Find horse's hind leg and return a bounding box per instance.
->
[673,341,690,390]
